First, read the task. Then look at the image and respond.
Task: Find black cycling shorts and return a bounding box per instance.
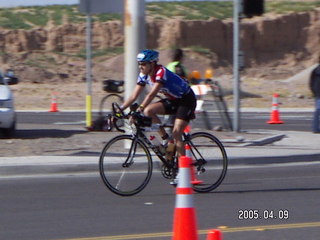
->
[160,89,197,121]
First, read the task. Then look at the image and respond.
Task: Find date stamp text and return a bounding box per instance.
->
[238,209,289,220]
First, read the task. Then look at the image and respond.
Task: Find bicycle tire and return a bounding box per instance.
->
[187,132,228,193]
[99,135,153,196]
[99,94,123,116]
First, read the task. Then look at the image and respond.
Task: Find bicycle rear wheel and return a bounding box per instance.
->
[99,94,124,130]
[99,94,123,116]
[187,132,228,193]
[99,135,153,196]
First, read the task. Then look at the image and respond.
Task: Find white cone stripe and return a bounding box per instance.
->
[175,194,194,208]
[177,168,191,188]
[185,148,192,158]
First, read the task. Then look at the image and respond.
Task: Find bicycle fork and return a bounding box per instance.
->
[122,139,138,168]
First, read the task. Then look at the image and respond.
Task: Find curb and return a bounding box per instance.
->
[228,153,320,166]
[1,133,319,177]
[1,164,98,177]
[1,153,320,177]
[239,134,287,147]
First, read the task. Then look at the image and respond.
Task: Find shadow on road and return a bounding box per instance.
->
[9,129,87,139]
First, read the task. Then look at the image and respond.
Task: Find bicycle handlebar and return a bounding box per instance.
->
[112,102,128,133]
[111,102,152,133]
[113,115,125,133]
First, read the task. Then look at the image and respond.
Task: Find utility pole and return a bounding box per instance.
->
[233,0,241,132]
[85,12,93,128]
[233,0,264,132]
[124,0,146,102]
[79,0,124,128]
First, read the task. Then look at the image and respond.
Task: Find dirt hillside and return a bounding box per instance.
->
[1,9,320,110]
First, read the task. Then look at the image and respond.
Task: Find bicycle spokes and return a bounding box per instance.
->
[188,132,228,192]
[99,135,153,196]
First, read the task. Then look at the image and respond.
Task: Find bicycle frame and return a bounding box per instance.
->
[133,123,205,169]
[134,126,171,167]
[111,102,210,171]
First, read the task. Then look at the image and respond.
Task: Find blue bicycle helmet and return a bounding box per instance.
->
[137,49,159,62]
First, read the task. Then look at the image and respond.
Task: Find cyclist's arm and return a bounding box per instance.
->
[139,82,163,110]
[120,84,145,110]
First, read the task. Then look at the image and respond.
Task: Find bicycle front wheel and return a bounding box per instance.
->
[99,135,153,196]
[188,132,228,193]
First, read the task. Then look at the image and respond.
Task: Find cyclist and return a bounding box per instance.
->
[119,49,197,160]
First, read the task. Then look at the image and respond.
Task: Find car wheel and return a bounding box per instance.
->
[2,121,16,138]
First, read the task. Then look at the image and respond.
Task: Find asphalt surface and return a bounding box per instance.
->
[1,112,320,240]
[1,128,320,177]
[2,163,320,240]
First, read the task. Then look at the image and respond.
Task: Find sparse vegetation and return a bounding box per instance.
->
[147,1,233,20]
[266,1,320,13]
[188,46,212,55]
[0,1,320,29]
[20,8,49,27]
[54,47,124,60]
[0,10,32,29]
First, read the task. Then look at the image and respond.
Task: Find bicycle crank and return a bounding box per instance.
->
[161,164,175,179]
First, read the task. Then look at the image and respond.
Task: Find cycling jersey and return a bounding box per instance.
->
[137,65,190,99]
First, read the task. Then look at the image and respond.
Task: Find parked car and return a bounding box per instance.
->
[0,70,18,138]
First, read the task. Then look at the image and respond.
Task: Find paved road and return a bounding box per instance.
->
[16,110,314,131]
[1,161,320,240]
[2,110,318,240]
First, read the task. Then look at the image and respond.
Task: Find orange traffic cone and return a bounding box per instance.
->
[172,155,198,240]
[206,229,223,240]
[49,92,59,112]
[185,144,203,185]
[267,93,283,124]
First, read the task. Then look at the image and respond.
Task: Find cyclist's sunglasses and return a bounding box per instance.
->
[138,62,149,66]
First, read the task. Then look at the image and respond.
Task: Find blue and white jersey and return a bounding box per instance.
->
[137,65,190,99]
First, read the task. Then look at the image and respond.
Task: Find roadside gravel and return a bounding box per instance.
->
[0,122,276,157]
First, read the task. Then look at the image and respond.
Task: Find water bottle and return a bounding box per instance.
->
[150,135,166,155]
[165,139,175,161]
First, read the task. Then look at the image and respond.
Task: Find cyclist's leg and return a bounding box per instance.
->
[173,90,197,157]
[172,118,189,157]
[144,101,168,139]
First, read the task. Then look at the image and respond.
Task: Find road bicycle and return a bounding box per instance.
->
[99,102,228,196]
